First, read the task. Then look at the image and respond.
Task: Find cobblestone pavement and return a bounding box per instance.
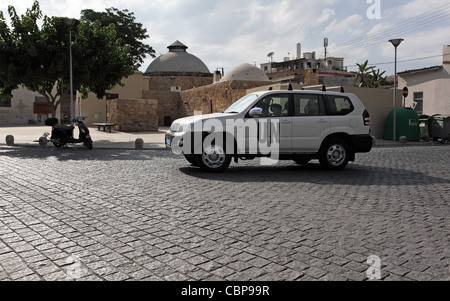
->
[0,144,449,282]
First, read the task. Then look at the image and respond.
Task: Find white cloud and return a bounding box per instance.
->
[396,0,450,18]
[324,14,365,36]
[318,8,336,24]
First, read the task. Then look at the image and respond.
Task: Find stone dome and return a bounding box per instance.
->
[145,40,210,76]
[221,63,270,82]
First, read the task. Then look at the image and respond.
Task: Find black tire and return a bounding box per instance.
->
[84,138,93,150]
[184,154,198,166]
[195,143,231,173]
[319,138,350,170]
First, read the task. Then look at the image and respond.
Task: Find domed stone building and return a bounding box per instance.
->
[145,40,211,77]
[142,41,214,125]
[221,63,270,82]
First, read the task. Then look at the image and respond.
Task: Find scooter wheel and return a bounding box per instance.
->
[84,138,93,150]
[53,142,64,148]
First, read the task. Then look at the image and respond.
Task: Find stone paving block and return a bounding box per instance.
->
[0,145,449,281]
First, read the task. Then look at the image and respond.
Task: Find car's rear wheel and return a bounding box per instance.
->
[319,138,350,170]
[196,144,231,173]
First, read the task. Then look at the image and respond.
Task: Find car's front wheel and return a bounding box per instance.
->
[196,144,231,173]
[319,138,350,170]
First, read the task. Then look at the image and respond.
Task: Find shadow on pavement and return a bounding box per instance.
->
[0,146,172,161]
[179,161,450,187]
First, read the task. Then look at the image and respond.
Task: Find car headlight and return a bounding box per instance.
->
[171,123,192,133]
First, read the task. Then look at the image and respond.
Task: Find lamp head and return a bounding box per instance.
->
[389,39,404,48]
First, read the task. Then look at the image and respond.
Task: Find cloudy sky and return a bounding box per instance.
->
[1,0,450,76]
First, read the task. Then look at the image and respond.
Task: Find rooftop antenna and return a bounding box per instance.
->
[324,38,329,59]
[267,52,274,62]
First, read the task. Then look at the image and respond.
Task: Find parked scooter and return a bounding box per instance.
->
[45,116,93,150]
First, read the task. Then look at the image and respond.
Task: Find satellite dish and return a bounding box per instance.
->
[267,52,274,58]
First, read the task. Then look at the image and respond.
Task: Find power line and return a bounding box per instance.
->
[346,54,444,68]
[330,3,450,57]
[335,3,450,50]
[334,2,450,48]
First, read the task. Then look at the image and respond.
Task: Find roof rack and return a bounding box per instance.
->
[268,83,293,91]
[301,85,345,93]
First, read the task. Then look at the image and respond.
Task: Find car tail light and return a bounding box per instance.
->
[363,109,371,126]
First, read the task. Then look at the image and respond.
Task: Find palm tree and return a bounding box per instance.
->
[371,69,387,88]
[355,60,375,87]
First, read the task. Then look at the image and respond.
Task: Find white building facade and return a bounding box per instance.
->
[398,45,450,116]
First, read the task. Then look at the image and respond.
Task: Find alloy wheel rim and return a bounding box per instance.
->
[326,144,346,166]
[202,145,226,168]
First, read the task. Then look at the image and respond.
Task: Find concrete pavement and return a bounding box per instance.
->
[0,125,168,149]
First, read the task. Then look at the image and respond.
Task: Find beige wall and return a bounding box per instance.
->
[345,86,402,139]
[81,71,148,126]
[109,71,147,99]
[0,87,42,125]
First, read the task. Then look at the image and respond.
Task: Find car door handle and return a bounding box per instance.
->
[318,119,328,123]
[281,119,291,124]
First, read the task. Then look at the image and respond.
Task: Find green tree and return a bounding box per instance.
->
[80,8,155,68]
[355,60,375,88]
[354,60,387,88]
[370,68,387,88]
[0,1,154,117]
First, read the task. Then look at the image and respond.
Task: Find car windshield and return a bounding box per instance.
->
[223,94,259,114]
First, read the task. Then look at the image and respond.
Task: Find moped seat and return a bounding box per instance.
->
[55,124,75,131]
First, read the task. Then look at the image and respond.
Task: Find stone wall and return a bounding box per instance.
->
[180,80,271,116]
[142,91,182,126]
[107,98,158,132]
[147,75,213,92]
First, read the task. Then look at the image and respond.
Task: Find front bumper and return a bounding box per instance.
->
[165,132,175,149]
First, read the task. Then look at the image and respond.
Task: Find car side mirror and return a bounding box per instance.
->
[249,108,263,118]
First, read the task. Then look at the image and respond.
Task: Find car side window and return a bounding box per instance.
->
[293,94,323,116]
[324,96,354,115]
[252,94,290,117]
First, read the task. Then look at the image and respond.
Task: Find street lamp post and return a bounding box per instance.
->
[63,18,77,124]
[389,38,404,141]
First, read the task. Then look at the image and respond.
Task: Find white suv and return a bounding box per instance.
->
[165,87,373,172]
